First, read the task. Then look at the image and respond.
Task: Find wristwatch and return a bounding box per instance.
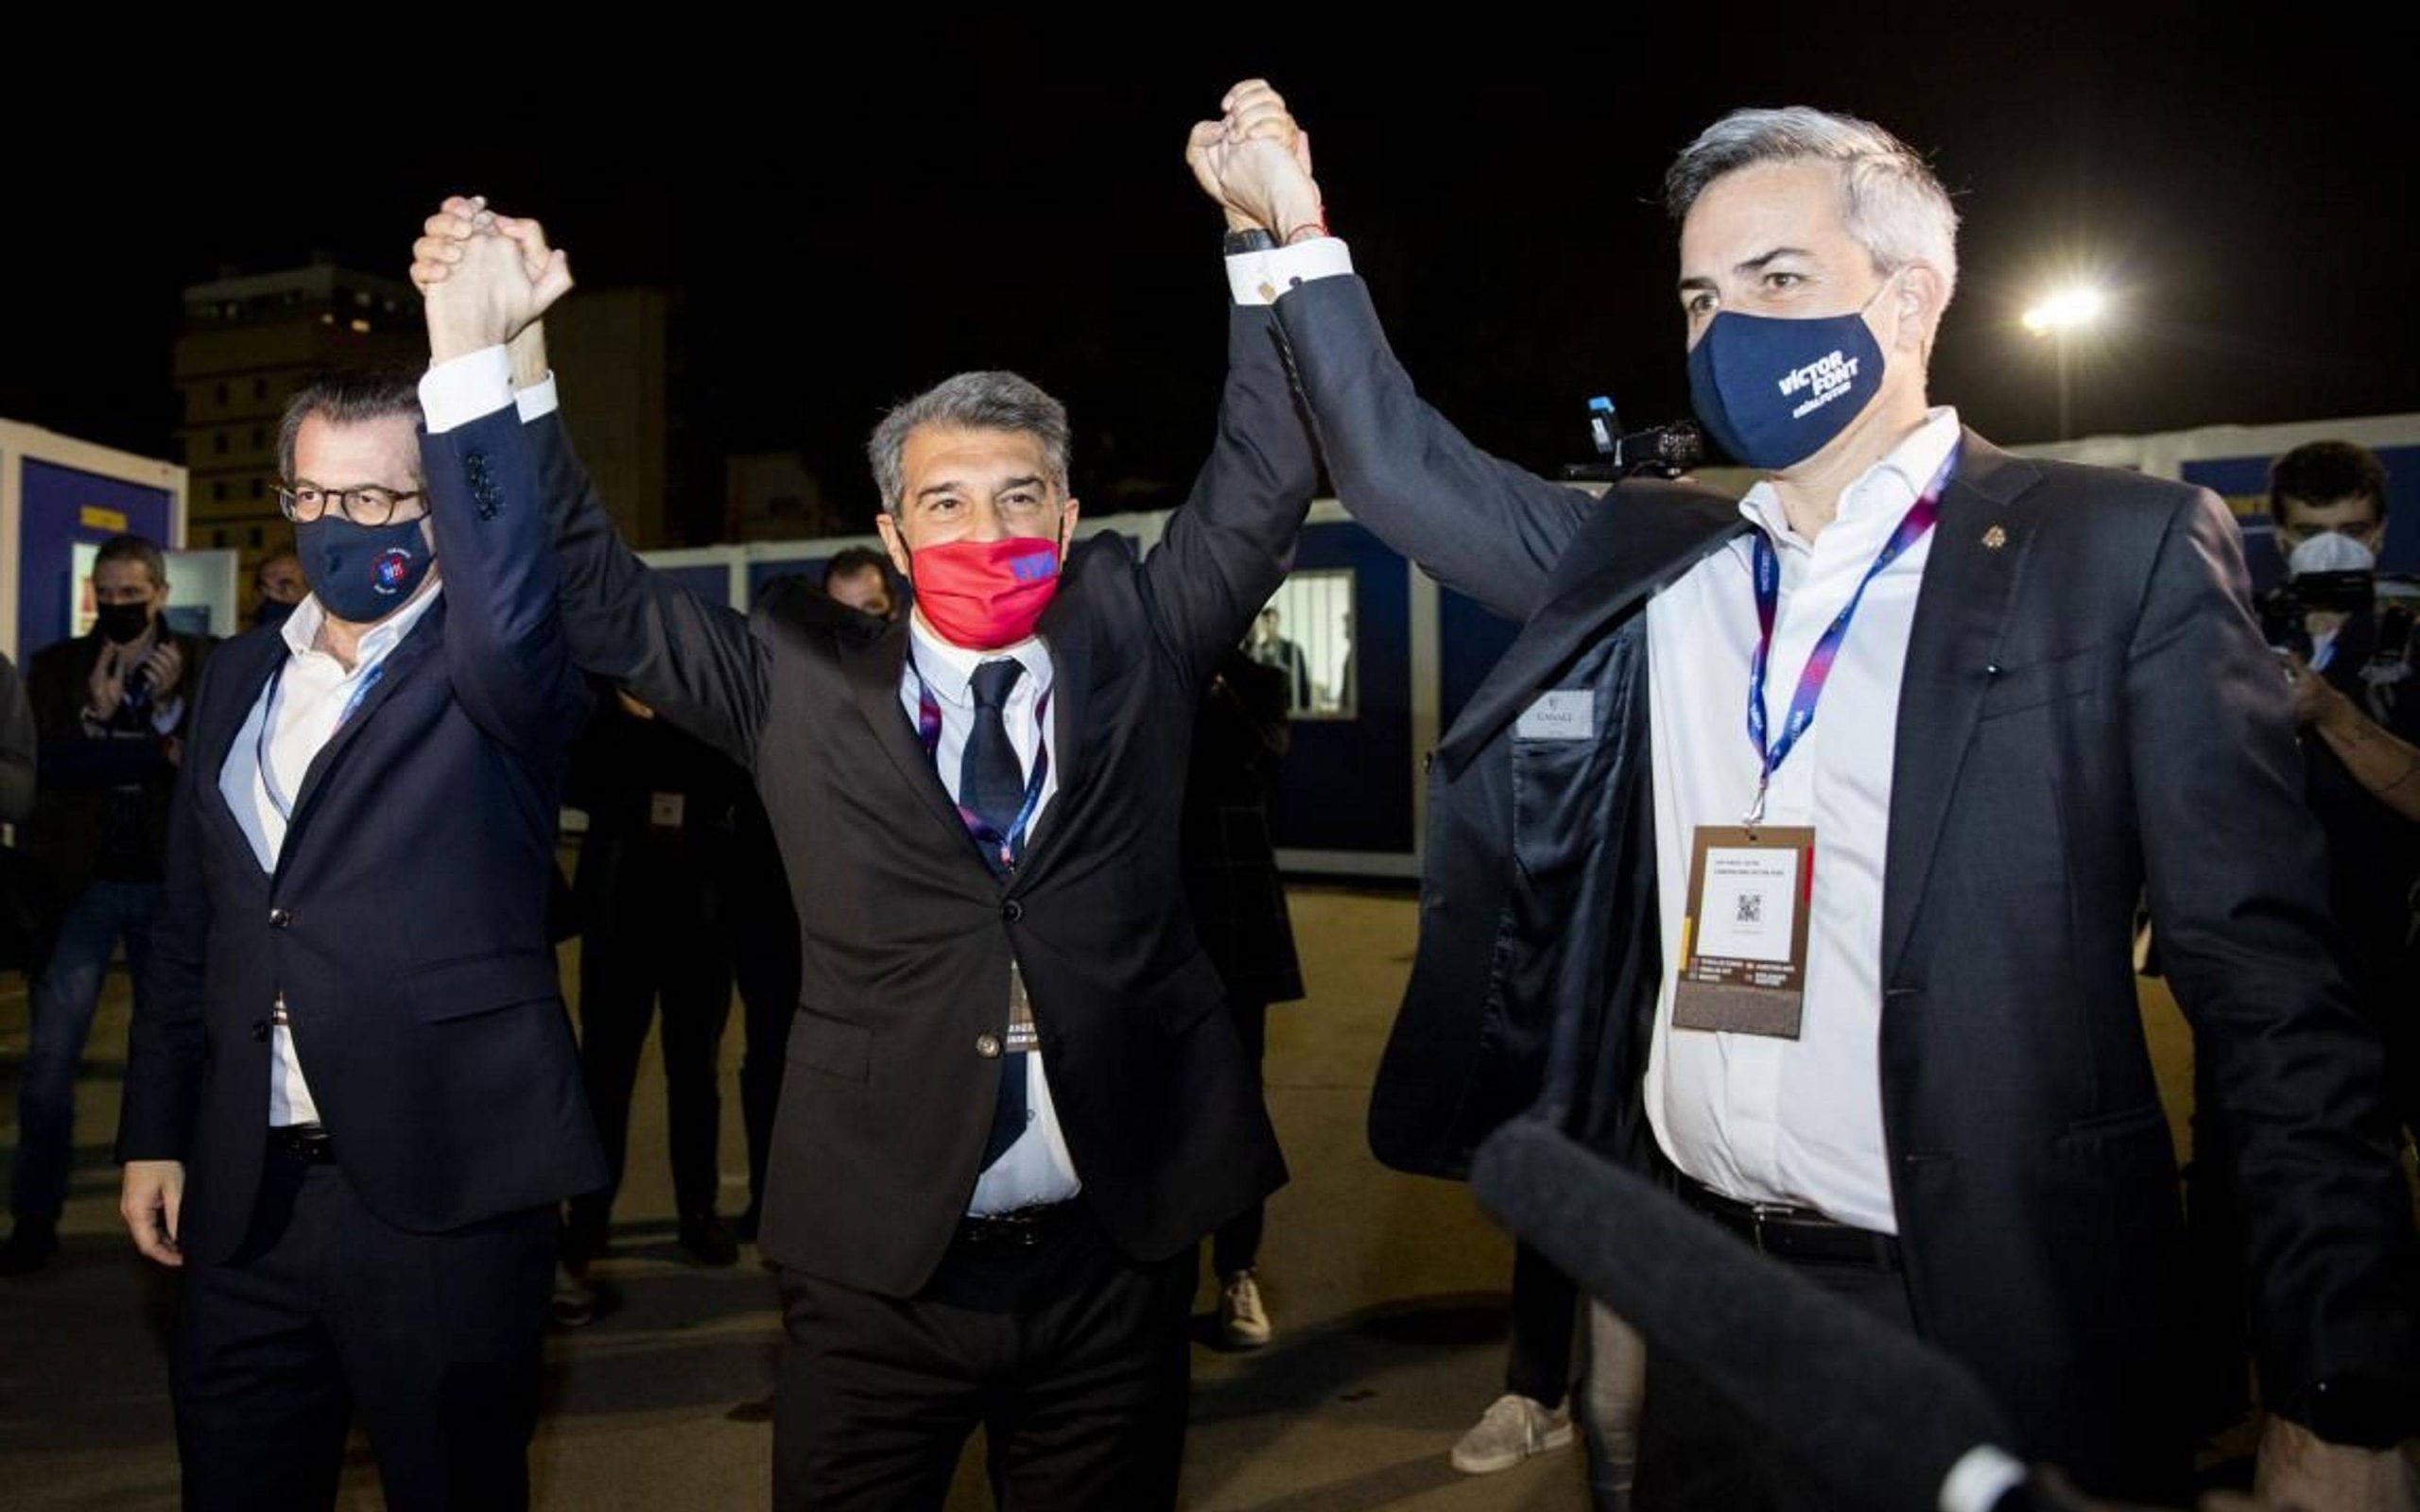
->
[1222,228,1278,256]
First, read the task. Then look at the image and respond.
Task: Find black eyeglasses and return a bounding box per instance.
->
[274,482,426,526]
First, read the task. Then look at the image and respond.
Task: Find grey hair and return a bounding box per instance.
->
[867,370,1070,518]
[1664,107,1960,306]
[277,369,427,484]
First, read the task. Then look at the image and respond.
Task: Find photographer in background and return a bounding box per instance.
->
[2266,441,2420,1132]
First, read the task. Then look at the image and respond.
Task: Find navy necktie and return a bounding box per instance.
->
[959,659,1030,1170]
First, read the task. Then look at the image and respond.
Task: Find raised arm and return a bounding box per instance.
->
[1135,299,1320,688]
[1191,81,1593,625]
[412,201,769,768]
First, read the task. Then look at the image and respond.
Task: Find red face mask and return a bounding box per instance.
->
[908,535,1063,649]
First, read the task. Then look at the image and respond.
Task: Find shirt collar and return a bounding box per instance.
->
[1738,405,1962,549]
[906,608,1051,707]
[283,579,445,670]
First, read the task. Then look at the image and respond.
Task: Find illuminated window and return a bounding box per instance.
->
[1250,571,1357,720]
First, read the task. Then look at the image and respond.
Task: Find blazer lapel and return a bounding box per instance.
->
[844,619,979,852]
[281,601,449,847]
[1438,486,1746,778]
[1880,431,2047,981]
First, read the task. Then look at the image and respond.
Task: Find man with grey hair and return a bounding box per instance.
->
[1195,81,2419,1508]
[409,150,1314,1504]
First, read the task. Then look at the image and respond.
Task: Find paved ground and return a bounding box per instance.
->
[0,885,1651,1511]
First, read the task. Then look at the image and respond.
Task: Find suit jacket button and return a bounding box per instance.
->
[976,1033,1002,1058]
[268,908,293,928]
[251,1020,270,1042]
[1001,901,1023,922]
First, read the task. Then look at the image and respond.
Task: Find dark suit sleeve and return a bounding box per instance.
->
[1267,274,1594,624]
[524,408,769,769]
[2126,489,2420,1432]
[417,406,592,758]
[1137,304,1322,689]
[0,653,33,824]
[116,657,216,1163]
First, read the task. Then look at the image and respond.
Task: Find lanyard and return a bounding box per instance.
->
[256,657,388,823]
[908,655,1052,872]
[1743,443,1960,826]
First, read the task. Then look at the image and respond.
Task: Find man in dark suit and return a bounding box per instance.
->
[408,153,1312,1506]
[4,534,210,1275]
[1195,83,2420,1508]
[114,229,603,1511]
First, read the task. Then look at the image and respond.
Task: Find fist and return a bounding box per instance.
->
[139,642,184,702]
[417,197,573,362]
[1186,79,1323,240]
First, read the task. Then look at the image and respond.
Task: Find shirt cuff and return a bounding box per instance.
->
[1936,1445,2029,1512]
[1226,236,1354,306]
[514,372,561,423]
[418,346,515,434]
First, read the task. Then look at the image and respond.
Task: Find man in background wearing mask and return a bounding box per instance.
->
[2270,441,2420,1130]
[252,545,308,631]
[1199,84,2420,1508]
[410,140,1311,1502]
[2,535,207,1275]
[114,224,603,1512]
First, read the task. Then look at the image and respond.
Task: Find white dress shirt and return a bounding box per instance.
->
[1642,406,1962,1232]
[898,609,1083,1214]
[220,584,445,1126]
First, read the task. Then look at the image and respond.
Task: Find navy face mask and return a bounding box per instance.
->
[1686,279,1893,471]
[295,515,434,624]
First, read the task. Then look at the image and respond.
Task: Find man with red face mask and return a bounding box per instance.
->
[409,104,1316,1504]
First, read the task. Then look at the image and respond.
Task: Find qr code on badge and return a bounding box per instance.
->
[1735,894,1763,924]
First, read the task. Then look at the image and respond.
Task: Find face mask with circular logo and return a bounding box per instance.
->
[1686,277,1896,471]
[296,515,434,624]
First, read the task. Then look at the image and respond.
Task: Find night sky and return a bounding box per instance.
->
[5,15,2411,533]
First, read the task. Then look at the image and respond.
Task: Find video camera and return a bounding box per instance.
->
[2258,569,2383,660]
[1562,396,1704,484]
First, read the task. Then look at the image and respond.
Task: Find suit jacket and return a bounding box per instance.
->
[1272,273,2420,1494]
[21,625,213,904]
[488,302,1312,1297]
[116,409,605,1266]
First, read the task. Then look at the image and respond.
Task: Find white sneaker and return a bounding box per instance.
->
[1450,1392,1574,1474]
[1219,1270,1272,1349]
[550,1263,597,1328]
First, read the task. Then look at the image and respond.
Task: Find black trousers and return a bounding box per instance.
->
[773,1207,1195,1511]
[1505,1241,1579,1410]
[1209,997,1268,1278]
[1632,1257,1912,1512]
[567,902,734,1255]
[172,1148,556,1512]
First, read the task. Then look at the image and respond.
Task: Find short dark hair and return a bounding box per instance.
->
[94,534,166,591]
[254,545,299,584]
[822,546,890,591]
[278,369,426,484]
[2270,439,2390,524]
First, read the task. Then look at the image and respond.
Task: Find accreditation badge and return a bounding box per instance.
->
[1005,959,1040,1055]
[1671,825,1815,1040]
